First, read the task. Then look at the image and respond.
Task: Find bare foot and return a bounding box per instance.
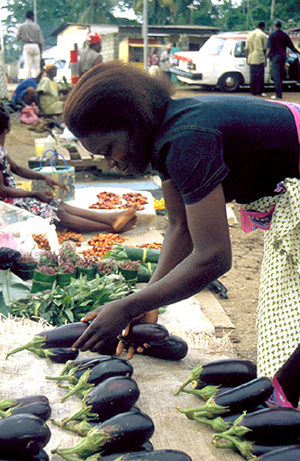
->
[113,204,138,232]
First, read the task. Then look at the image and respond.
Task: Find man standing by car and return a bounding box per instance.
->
[265,19,300,100]
[246,21,268,97]
[16,10,44,79]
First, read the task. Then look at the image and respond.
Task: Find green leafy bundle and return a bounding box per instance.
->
[10,273,134,326]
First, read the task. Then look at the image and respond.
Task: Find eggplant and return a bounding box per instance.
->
[255,445,300,460]
[60,376,140,425]
[52,411,154,458]
[175,358,257,395]
[0,414,51,457]
[46,347,79,363]
[0,448,49,461]
[0,395,49,411]
[141,335,188,361]
[48,357,134,401]
[99,449,193,460]
[6,322,89,359]
[8,401,52,421]
[59,354,113,378]
[252,443,300,457]
[120,324,169,347]
[213,409,300,459]
[222,408,300,443]
[178,377,273,419]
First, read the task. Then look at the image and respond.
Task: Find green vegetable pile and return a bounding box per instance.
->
[9,273,134,326]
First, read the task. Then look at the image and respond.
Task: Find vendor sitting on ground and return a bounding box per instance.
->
[11,71,43,108]
[0,105,138,233]
[36,64,70,116]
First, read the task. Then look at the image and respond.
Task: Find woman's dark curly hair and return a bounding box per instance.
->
[0,104,10,136]
[63,60,174,138]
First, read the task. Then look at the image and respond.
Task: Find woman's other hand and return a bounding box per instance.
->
[34,190,54,202]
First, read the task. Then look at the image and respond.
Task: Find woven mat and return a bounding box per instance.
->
[0,316,243,461]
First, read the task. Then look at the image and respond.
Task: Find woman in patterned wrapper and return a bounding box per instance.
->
[61,61,300,404]
[0,105,138,233]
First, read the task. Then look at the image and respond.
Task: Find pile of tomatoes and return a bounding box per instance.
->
[89,191,148,211]
[81,233,126,259]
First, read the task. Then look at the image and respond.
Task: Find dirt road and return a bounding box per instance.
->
[6,85,300,363]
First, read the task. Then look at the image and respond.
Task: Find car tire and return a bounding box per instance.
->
[218,73,242,92]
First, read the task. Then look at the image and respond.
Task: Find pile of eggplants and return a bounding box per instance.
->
[175,358,300,459]
[5,321,188,363]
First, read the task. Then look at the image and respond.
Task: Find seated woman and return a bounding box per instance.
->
[36,64,69,116]
[0,105,137,233]
[11,71,43,108]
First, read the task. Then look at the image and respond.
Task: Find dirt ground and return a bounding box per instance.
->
[5,84,300,366]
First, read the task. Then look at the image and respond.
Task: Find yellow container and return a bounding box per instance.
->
[34,137,56,157]
[34,139,45,157]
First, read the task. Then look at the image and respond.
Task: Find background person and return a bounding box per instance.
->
[265,19,300,99]
[16,10,44,79]
[0,105,138,234]
[63,61,300,374]
[147,47,160,77]
[78,32,103,78]
[36,64,70,116]
[11,71,43,107]
[246,22,268,97]
[159,44,172,80]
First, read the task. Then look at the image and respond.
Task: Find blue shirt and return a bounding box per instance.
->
[12,78,37,103]
[151,95,299,204]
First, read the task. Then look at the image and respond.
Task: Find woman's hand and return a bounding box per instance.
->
[72,301,132,353]
[44,176,68,192]
[116,309,159,360]
[33,190,54,203]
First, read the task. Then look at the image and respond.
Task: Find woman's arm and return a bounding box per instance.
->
[8,155,68,192]
[72,182,232,352]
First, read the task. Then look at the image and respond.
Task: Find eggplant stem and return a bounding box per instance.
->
[61,404,98,426]
[193,414,230,432]
[59,360,76,376]
[61,370,93,402]
[52,427,109,458]
[182,385,219,401]
[212,432,254,459]
[5,335,46,359]
[174,364,203,395]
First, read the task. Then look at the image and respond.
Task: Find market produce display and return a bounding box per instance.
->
[88,191,148,211]
[175,358,300,459]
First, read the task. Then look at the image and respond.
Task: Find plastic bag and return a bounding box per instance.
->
[0,247,21,270]
[19,103,41,125]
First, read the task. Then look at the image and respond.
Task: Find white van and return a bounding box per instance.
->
[171,32,300,92]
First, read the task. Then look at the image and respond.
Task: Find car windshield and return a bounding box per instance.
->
[199,37,225,56]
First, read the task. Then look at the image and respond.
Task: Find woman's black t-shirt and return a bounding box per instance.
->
[151,95,299,204]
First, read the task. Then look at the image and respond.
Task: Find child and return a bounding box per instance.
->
[0,105,137,233]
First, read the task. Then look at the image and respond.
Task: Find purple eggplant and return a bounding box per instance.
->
[0,414,51,457]
[47,347,79,363]
[100,449,193,460]
[60,376,140,425]
[255,445,300,460]
[141,335,188,361]
[252,443,300,457]
[178,377,273,419]
[120,324,169,347]
[213,408,300,459]
[175,358,257,395]
[0,448,49,461]
[6,322,89,359]
[0,395,49,412]
[52,411,154,458]
[8,401,52,421]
